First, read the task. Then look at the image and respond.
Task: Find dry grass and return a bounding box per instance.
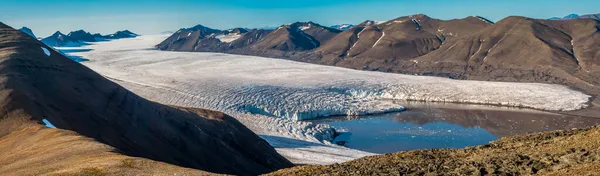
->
[0,125,218,176]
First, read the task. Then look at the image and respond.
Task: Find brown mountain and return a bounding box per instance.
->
[0,23,292,175]
[156,14,492,66]
[249,22,341,52]
[310,14,492,65]
[156,25,272,52]
[156,25,221,51]
[385,16,600,96]
[156,22,342,58]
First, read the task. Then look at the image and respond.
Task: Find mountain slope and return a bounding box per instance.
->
[156,24,221,51]
[390,16,600,95]
[0,23,292,175]
[249,22,341,52]
[310,14,492,66]
[0,125,214,175]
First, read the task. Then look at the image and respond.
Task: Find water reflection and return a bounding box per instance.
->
[310,101,600,154]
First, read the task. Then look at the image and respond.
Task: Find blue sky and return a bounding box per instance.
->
[1,0,599,37]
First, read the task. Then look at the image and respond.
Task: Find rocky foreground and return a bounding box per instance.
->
[269,125,600,175]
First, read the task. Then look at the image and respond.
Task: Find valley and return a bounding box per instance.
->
[2,1,600,174]
[61,34,597,166]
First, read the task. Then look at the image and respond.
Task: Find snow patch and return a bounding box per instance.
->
[411,19,421,31]
[372,32,385,48]
[41,47,51,56]
[299,24,312,31]
[388,20,406,25]
[42,119,56,128]
[473,16,493,24]
[347,28,367,56]
[216,33,242,43]
[375,21,387,25]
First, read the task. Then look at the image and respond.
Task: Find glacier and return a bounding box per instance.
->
[68,35,591,165]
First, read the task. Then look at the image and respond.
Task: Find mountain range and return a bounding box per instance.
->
[41,29,139,47]
[1,23,291,175]
[330,24,355,30]
[157,14,600,114]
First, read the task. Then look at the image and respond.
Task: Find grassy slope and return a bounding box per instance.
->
[0,123,217,176]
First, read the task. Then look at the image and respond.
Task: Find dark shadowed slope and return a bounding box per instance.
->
[0,23,292,175]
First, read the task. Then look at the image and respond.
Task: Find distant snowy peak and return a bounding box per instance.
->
[19,27,36,38]
[548,14,580,20]
[185,24,221,33]
[67,30,102,42]
[104,30,139,39]
[564,14,581,19]
[330,24,355,30]
[41,29,139,47]
[548,13,600,20]
[41,31,85,47]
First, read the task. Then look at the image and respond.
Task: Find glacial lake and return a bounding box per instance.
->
[309,101,600,154]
